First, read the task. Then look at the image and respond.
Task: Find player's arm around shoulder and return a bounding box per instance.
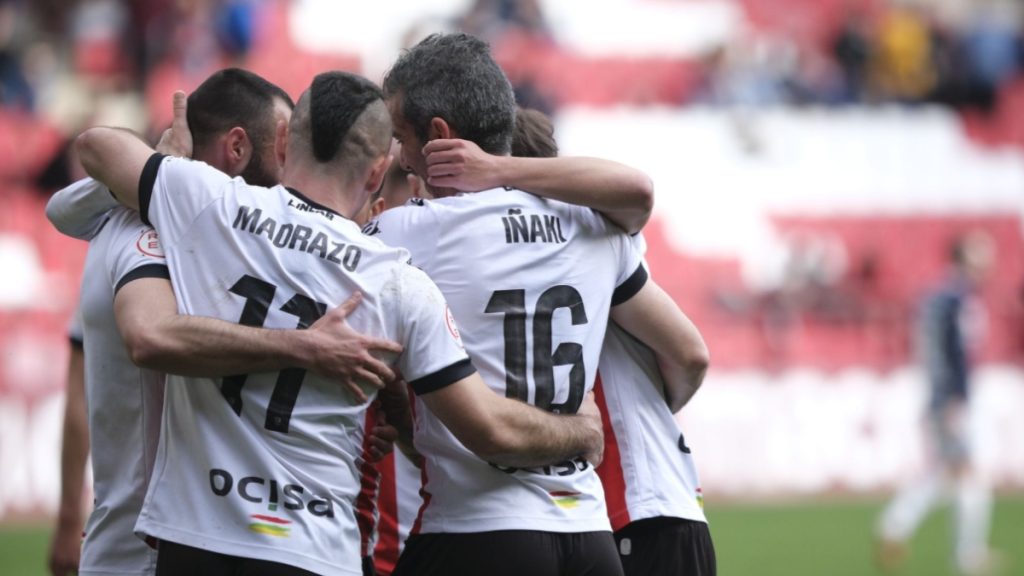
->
[114,277,400,398]
[76,91,200,216]
[422,138,653,234]
[75,127,158,211]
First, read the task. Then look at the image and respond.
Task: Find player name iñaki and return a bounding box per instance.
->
[502,209,568,244]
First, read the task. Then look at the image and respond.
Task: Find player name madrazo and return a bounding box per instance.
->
[502,208,567,244]
[232,204,361,272]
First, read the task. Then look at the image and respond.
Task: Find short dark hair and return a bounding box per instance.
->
[187,68,294,155]
[309,72,385,163]
[290,71,392,175]
[511,107,558,159]
[383,33,516,155]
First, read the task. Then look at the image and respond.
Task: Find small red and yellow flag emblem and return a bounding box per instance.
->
[549,491,582,510]
[248,514,292,537]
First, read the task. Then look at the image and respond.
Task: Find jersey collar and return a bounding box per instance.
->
[285,186,345,220]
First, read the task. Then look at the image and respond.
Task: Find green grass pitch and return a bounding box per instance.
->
[1,496,1021,575]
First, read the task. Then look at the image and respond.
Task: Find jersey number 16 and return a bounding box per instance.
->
[486,286,588,415]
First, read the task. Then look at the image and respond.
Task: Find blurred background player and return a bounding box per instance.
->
[876,231,997,576]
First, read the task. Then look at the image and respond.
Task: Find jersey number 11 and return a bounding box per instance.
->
[220,274,327,433]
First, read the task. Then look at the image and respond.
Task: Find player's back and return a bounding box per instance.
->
[135,155,467,576]
[595,322,707,531]
[78,205,166,574]
[370,188,644,534]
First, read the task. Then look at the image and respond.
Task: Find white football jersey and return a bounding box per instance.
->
[595,323,707,531]
[595,234,706,530]
[133,155,472,576]
[46,176,119,240]
[74,202,168,576]
[367,189,646,535]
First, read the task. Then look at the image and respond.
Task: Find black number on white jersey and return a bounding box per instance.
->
[485,286,588,414]
[220,274,326,433]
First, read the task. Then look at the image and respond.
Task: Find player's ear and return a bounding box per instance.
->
[365,154,391,195]
[370,197,386,217]
[428,117,451,141]
[225,126,251,173]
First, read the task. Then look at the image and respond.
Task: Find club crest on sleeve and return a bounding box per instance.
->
[136,228,165,259]
[445,305,463,348]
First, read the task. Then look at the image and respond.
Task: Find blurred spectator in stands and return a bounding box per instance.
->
[0,0,34,110]
[927,11,980,110]
[876,231,999,576]
[960,3,1020,109]
[701,35,797,107]
[215,0,258,60]
[869,4,937,103]
[832,7,873,104]
[459,0,551,43]
[69,0,137,94]
[457,0,557,114]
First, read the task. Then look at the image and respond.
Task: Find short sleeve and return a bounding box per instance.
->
[363,201,441,269]
[141,154,233,247]
[390,265,476,395]
[608,220,647,306]
[104,209,170,295]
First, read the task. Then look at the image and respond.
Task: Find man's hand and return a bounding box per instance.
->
[155,90,192,158]
[305,292,403,402]
[577,391,605,469]
[47,520,81,576]
[365,405,399,462]
[422,139,502,191]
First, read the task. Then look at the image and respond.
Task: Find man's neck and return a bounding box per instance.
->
[282,172,363,221]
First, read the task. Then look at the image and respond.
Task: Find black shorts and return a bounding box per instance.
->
[614,517,716,576]
[156,539,320,576]
[393,530,624,576]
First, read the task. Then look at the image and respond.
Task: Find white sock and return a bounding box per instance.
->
[878,471,944,542]
[954,472,993,573]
